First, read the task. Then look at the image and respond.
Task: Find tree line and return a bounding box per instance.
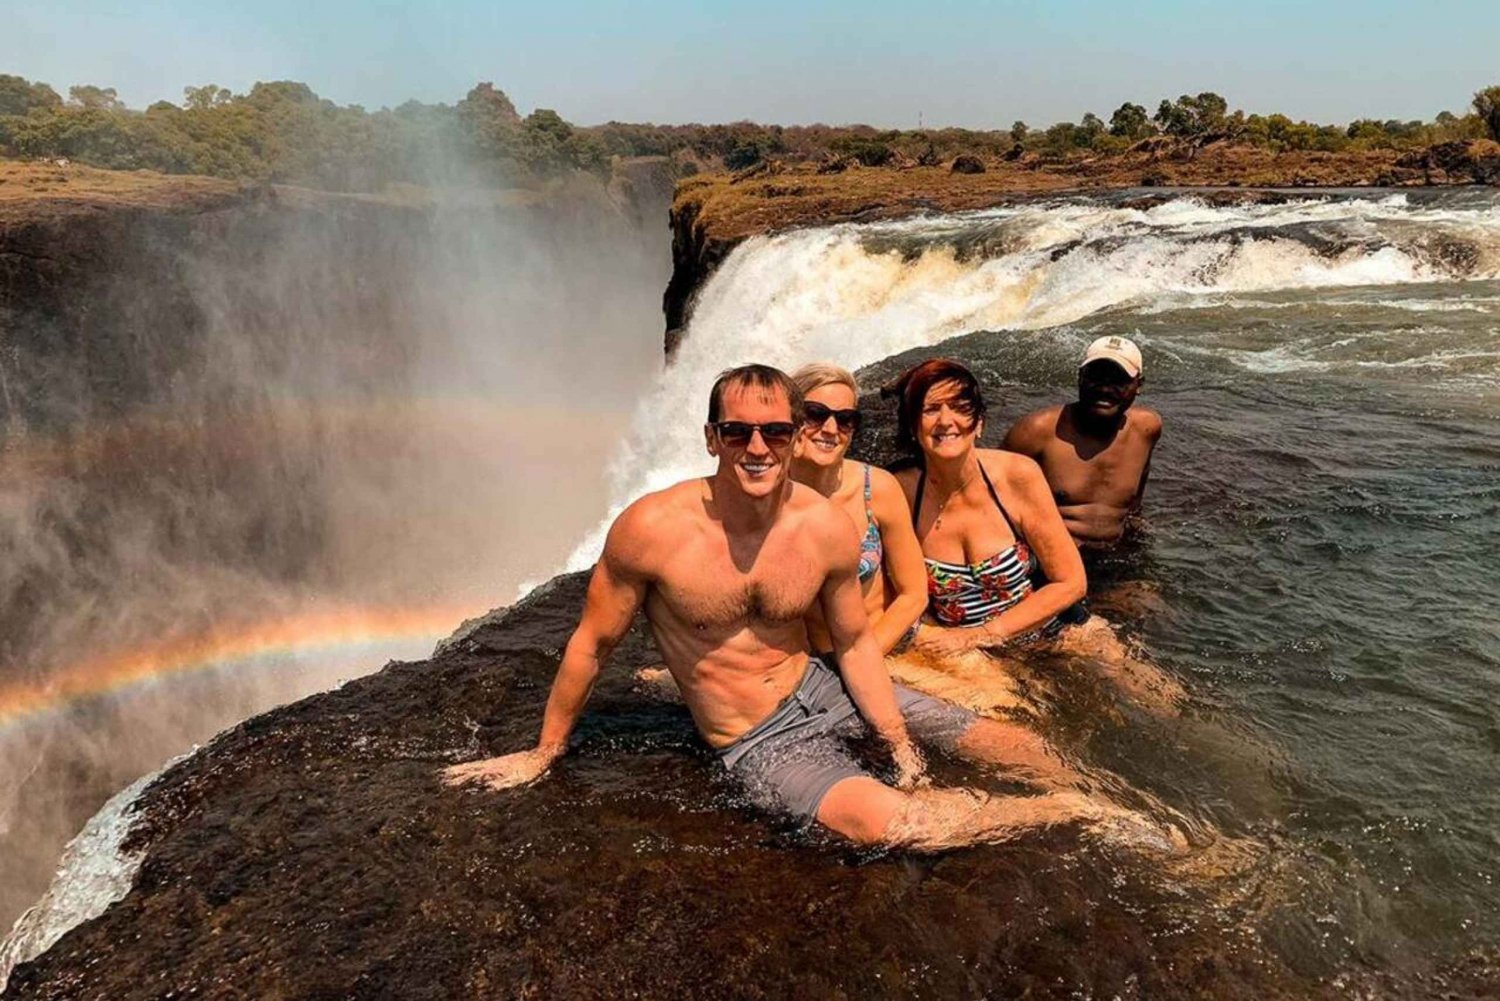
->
[2,73,1497,191]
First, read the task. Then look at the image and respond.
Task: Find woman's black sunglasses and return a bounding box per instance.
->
[802,401,862,432]
[711,421,798,447]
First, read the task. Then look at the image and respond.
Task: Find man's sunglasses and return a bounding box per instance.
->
[711,421,798,447]
[802,401,862,433]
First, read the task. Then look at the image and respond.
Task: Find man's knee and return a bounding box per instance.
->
[815,776,907,845]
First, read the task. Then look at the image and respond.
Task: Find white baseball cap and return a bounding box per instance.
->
[1080,336,1143,379]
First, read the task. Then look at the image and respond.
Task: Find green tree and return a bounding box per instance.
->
[1078,112,1106,147]
[457,82,521,128]
[1041,121,1079,155]
[831,135,893,166]
[183,85,232,110]
[1191,92,1228,134]
[1153,99,1190,137]
[0,74,62,115]
[1109,102,1150,139]
[68,85,124,110]
[1010,120,1028,143]
[1474,86,1500,141]
[1154,92,1229,138]
[724,137,768,170]
[245,81,321,108]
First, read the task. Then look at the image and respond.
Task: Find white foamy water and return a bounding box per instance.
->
[561,192,1500,573]
[0,768,163,992]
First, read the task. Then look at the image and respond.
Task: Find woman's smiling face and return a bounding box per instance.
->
[797,382,858,468]
[919,379,981,459]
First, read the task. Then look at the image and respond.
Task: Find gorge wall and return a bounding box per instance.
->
[0,158,674,933]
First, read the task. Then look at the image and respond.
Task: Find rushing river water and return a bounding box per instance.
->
[7,189,1499,996]
[862,298,1500,983]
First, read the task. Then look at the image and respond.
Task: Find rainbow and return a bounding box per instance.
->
[0,602,481,726]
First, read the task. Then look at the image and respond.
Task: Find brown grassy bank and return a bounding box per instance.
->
[0,160,244,224]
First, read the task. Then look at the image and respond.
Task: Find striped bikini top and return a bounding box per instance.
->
[912,461,1036,628]
[856,464,883,584]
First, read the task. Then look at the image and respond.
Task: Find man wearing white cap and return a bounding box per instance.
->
[1002,335,1161,549]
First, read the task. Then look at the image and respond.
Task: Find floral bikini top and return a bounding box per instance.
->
[911,461,1036,628]
[856,464,883,584]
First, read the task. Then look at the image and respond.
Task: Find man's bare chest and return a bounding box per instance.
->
[1043,437,1147,502]
[655,539,826,628]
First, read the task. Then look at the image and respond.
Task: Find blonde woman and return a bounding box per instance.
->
[790,362,928,656]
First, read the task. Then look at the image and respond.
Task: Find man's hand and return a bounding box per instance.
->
[889,738,928,790]
[441,747,559,792]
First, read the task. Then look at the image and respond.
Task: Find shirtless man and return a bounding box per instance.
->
[1003,336,1162,549]
[443,365,1155,849]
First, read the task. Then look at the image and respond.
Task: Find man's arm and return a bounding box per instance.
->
[1131,409,1163,509]
[814,508,924,786]
[442,504,651,791]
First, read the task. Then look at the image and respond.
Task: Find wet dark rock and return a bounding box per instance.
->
[0,554,1288,1000]
[950,154,987,175]
[663,195,737,357]
[1395,140,1500,186]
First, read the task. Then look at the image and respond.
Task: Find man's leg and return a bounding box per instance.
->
[815,776,1131,851]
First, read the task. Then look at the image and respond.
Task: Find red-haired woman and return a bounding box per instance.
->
[889,358,1182,710]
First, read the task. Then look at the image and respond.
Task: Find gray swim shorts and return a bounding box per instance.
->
[716,657,977,827]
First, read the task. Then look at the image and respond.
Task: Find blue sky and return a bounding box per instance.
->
[5,0,1497,127]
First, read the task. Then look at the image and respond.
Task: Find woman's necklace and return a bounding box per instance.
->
[930,464,976,531]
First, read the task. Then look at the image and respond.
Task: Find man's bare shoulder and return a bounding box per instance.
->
[1004,405,1065,451]
[605,480,705,567]
[1128,406,1164,440]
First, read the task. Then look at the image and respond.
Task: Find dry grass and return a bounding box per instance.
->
[0,159,244,224]
[0,159,595,227]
